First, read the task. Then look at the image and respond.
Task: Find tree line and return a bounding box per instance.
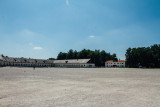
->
[50,49,117,67]
[125,44,160,68]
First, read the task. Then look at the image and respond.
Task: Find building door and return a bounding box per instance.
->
[113,65,117,67]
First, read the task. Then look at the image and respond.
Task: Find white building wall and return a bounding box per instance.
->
[54,63,95,68]
[85,64,95,68]
[105,62,125,68]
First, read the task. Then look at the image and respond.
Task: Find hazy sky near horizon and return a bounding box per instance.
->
[0,0,160,59]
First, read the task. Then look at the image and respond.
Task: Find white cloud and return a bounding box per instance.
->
[89,35,95,38]
[66,0,69,5]
[33,47,43,50]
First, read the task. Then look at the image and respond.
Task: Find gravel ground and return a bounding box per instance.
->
[0,67,160,107]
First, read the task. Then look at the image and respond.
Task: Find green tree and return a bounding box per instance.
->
[67,49,74,59]
[125,44,160,68]
[111,53,118,62]
[57,52,67,60]
[94,50,101,66]
[125,48,131,67]
[48,58,55,60]
[100,50,107,66]
[73,50,78,59]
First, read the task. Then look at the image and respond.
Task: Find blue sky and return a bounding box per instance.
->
[0,0,160,59]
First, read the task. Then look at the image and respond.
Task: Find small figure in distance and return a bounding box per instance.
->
[33,66,35,70]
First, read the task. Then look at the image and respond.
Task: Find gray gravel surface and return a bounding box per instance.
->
[0,67,160,107]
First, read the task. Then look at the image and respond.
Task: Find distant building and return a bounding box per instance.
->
[0,56,54,67]
[0,55,95,68]
[105,60,125,68]
[54,59,95,68]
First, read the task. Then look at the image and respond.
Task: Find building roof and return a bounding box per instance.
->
[53,59,90,64]
[118,60,125,62]
[0,56,91,64]
[106,60,125,63]
[1,56,50,64]
[106,60,113,63]
[0,55,4,61]
[3,57,15,62]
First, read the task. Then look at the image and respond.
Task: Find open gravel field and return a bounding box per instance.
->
[0,67,160,107]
